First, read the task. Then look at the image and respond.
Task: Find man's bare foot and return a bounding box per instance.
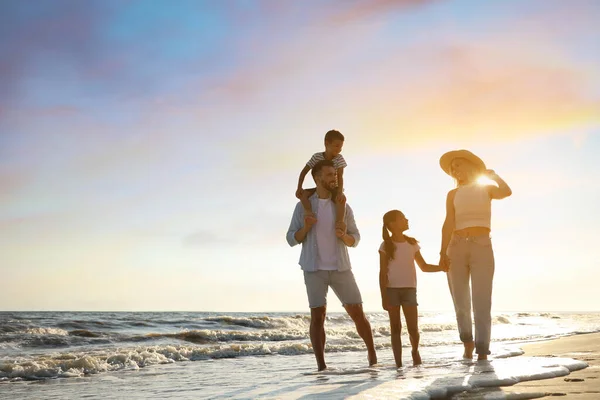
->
[317,363,327,371]
[477,354,488,361]
[368,351,377,366]
[412,350,422,366]
[463,341,475,359]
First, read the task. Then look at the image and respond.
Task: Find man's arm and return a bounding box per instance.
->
[286,203,305,246]
[340,204,360,247]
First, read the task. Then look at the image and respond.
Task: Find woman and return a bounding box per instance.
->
[438,150,512,360]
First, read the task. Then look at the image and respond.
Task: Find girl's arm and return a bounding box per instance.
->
[379,252,390,311]
[439,189,456,266]
[415,251,447,272]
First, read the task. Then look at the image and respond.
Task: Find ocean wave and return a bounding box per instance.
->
[25,327,69,336]
[0,342,315,381]
[0,336,538,383]
[0,323,29,334]
[56,320,121,330]
[203,315,310,330]
[494,315,512,324]
[516,312,561,319]
[68,330,103,338]
[135,326,369,344]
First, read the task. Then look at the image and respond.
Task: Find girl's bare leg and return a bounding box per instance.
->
[388,306,403,368]
[402,305,422,365]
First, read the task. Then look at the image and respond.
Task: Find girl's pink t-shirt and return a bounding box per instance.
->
[379,241,420,288]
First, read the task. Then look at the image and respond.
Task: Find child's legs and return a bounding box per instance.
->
[401,305,420,351]
[301,188,316,215]
[335,202,346,225]
[387,306,403,367]
[331,187,346,224]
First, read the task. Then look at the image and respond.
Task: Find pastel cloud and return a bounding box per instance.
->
[213,2,600,163]
[1,0,598,231]
[327,0,437,24]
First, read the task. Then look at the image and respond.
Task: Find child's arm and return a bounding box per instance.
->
[379,252,391,310]
[415,250,448,272]
[296,165,312,198]
[337,167,345,193]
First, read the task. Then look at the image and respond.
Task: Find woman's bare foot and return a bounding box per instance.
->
[412,350,422,366]
[463,341,475,359]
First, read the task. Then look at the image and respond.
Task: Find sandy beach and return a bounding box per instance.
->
[459,332,600,399]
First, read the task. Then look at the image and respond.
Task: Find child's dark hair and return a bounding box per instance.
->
[382,210,418,260]
[311,159,335,179]
[325,130,344,142]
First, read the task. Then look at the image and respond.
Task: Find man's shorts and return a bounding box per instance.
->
[303,270,363,308]
[386,287,418,307]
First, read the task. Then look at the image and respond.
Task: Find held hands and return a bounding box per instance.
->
[439,254,451,272]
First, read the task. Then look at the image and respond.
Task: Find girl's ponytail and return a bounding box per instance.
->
[382,211,398,260]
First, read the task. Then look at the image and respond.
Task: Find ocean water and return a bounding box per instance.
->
[0,311,598,399]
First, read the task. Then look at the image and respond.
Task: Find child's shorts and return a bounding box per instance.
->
[386,287,418,307]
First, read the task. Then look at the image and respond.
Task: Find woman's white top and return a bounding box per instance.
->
[454,183,491,230]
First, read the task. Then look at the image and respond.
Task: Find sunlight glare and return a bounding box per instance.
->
[477,176,496,186]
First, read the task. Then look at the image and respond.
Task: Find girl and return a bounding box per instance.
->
[380,210,447,368]
[438,149,512,361]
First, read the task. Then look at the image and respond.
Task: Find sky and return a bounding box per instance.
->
[1,0,599,312]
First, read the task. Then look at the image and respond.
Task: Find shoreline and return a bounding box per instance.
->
[461,332,600,399]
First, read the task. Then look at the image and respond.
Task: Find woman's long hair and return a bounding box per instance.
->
[382,210,418,260]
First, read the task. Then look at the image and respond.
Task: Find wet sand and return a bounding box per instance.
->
[456,332,600,399]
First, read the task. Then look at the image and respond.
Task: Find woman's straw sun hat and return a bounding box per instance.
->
[439,149,486,176]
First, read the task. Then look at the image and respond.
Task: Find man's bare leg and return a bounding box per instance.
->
[310,306,327,371]
[344,304,377,366]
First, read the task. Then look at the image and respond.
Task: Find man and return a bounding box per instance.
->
[286,159,377,371]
